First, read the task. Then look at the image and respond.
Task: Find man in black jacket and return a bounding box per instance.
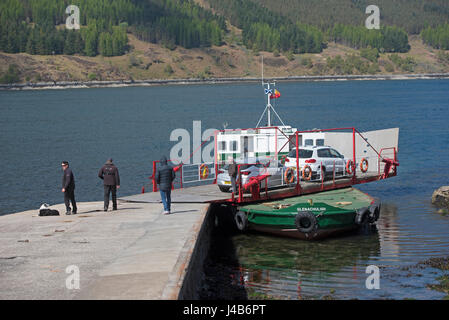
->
[228,157,238,193]
[98,158,120,211]
[155,156,175,214]
[61,161,77,215]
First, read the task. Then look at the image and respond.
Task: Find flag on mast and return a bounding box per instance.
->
[270,89,281,99]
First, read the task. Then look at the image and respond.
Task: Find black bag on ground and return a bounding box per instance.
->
[39,209,60,216]
[38,203,59,216]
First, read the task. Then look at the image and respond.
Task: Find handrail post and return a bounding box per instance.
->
[213,130,218,184]
[152,161,158,192]
[393,147,398,176]
[378,150,381,175]
[238,165,243,203]
[295,131,301,194]
[352,127,356,184]
[275,128,278,160]
[265,176,268,197]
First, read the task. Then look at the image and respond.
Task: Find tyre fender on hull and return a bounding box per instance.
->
[295,211,318,234]
[355,207,370,225]
[368,198,381,223]
[235,211,248,231]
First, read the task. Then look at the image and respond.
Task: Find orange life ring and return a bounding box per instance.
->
[302,165,313,181]
[346,160,354,175]
[360,158,368,173]
[199,164,209,180]
[284,167,296,184]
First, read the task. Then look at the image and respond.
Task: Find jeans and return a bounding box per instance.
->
[104,185,117,209]
[160,189,172,212]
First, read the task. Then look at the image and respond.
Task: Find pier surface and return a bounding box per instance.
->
[0,200,208,299]
[121,184,230,203]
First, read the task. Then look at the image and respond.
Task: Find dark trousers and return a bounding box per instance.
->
[231,176,237,193]
[160,189,171,212]
[64,188,77,213]
[104,185,117,209]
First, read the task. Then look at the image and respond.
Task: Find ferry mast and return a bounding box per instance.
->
[256,56,285,128]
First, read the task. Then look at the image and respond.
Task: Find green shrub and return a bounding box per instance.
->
[0,64,20,84]
[389,54,416,72]
[88,73,97,81]
[129,55,142,67]
[204,66,213,76]
[437,51,449,63]
[367,63,380,74]
[300,57,313,68]
[360,47,379,62]
[384,62,395,72]
[164,64,174,75]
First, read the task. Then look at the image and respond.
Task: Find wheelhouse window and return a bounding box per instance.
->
[219,141,227,151]
[304,139,313,146]
[230,140,238,151]
[316,139,325,146]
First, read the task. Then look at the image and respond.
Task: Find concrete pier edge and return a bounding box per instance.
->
[161,204,212,299]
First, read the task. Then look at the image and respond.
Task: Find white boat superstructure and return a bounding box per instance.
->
[216,79,399,171]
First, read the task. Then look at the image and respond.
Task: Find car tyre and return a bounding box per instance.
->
[218,185,231,192]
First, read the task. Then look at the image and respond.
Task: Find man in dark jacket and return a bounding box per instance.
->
[155,156,175,214]
[61,161,77,215]
[228,157,238,193]
[98,158,120,211]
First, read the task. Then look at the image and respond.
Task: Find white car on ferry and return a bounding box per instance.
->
[284,146,348,180]
[216,157,284,192]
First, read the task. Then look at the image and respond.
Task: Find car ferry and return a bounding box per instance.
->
[212,79,397,239]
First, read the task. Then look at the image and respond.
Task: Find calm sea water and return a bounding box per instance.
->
[1,79,449,299]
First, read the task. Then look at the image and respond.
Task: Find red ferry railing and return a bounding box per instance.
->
[145,126,399,204]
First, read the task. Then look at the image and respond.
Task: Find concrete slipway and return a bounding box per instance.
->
[0,175,384,299]
[0,200,213,300]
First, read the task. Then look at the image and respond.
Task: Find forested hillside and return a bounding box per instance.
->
[421,24,449,50]
[0,0,225,56]
[207,0,421,53]
[1,0,448,57]
[1,0,449,84]
[207,0,325,54]
[251,0,449,34]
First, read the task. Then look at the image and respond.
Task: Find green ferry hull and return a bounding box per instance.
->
[236,187,380,240]
[249,224,358,240]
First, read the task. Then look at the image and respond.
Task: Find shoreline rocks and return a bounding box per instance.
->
[432,186,449,209]
[2,73,449,91]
